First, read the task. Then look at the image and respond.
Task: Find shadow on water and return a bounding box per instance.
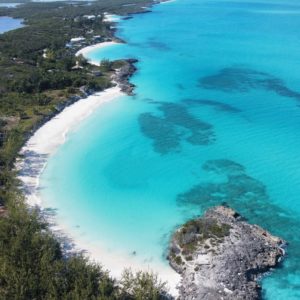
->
[199,67,300,101]
[177,159,300,295]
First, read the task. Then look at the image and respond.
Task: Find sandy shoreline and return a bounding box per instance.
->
[76,41,120,66]
[17,86,124,206]
[18,41,180,295]
[103,13,122,23]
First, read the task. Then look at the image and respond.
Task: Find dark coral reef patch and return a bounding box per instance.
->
[199,68,300,100]
[178,159,267,209]
[139,113,182,154]
[177,159,300,290]
[183,98,241,113]
[138,103,215,154]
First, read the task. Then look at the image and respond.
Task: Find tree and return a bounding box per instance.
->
[77,54,88,67]
[100,59,112,72]
[118,268,169,300]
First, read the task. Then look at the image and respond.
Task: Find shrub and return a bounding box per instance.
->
[118,268,169,300]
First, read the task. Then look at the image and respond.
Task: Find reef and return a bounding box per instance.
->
[169,206,286,300]
[177,159,268,210]
[176,158,300,291]
[139,102,215,154]
[183,98,241,113]
[147,38,171,51]
[199,67,300,100]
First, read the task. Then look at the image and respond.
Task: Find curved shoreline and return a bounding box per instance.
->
[76,41,121,66]
[17,0,182,295]
[17,65,180,297]
[18,37,180,299]
[17,86,124,206]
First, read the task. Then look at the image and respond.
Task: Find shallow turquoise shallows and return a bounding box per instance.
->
[41,0,300,298]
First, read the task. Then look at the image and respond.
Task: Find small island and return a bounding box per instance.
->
[169,206,286,300]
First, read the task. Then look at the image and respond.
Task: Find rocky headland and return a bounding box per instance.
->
[169,206,286,300]
[112,58,138,95]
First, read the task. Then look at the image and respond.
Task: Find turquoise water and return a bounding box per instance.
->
[41,0,300,298]
[0,16,23,34]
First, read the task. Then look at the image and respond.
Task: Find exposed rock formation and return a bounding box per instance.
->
[169,206,286,300]
[112,58,138,95]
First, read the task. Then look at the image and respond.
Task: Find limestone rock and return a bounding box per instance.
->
[168,206,286,300]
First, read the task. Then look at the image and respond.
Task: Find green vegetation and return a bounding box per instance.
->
[0,1,171,299]
[174,255,183,265]
[0,2,113,173]
[181,218,231,240]
[0,198,115,299]
[0,0,154,172]
[173,217,231,260]
[118,269,168,300]
[0,195,169,299]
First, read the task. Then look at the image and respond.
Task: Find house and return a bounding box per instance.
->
[70,37,86,43]
[83,15,96,20]
[92,35,102,42]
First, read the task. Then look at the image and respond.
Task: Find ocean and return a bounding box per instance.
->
[40,0,300,298]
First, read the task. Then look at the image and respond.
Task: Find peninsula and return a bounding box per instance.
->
[169,206,286,300]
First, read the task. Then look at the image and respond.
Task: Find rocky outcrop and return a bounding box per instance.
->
[112,58,138,95]
[168,206,286,300]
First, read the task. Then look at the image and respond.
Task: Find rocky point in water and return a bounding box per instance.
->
[112,58,138,95]
[168,206,286,300]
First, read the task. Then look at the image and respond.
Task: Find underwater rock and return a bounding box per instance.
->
[199,68,300,100]
[169,206,286,300]
[183,98,241,113]
[139,103,215,154]
[147,39,171,51]
[139,112,182,154]
[177,159,268,208]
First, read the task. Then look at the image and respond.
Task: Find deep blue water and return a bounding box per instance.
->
[41,0,300,298]
[0,16,23,33]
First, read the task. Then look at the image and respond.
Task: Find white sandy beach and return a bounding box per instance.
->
[18,86,123,206]
[160,0,177,4]
[59,232,181,296]
[18,42,180,295]
[76,41,120,66]
[103,12,122,23]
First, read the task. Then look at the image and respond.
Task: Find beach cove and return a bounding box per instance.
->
[19,0,300,298]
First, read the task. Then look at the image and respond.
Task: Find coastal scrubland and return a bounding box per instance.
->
[0,0,171,299]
